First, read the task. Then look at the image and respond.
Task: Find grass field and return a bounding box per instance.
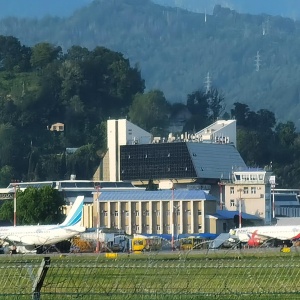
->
[0,249,300,299]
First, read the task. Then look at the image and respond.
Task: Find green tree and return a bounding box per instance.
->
[30,43,62,69]
[128,90,170,133]
[207,88,225,122]
[183,90,210,132]
[0,35,31,71]
[0,123,19,167]
[0,186,65,225]
[67,144,99,179]
[275,121,297,148]
[231,102,251,127]
[0,165,14,188]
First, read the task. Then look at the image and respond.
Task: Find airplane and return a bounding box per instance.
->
[0,195,86,253]
[229,225,300,247]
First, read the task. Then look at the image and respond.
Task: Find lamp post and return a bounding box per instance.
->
[269,175,276,220]
[12,183,19,227]
[218,182,223,210]
[271,182,276,220]
[237,188,243,229]
[95,185,101,253]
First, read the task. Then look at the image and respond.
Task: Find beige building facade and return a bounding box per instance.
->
[221,170,272,225]
[89,190,218,235]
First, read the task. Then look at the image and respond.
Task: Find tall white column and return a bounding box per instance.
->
[139,201,142,233]
[179,200,183,234]
[118,201,122,229]
[190,200,194,233]
[149,200,152,234]
[128,201,132,235]
[160,201,163,234]
[107,202,111,228]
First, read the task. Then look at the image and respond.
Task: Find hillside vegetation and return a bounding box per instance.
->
[0,1,299,127]
[0,35,299,189]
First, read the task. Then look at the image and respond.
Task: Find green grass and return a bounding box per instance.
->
[0,250,299,299]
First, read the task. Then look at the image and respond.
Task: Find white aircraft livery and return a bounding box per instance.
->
[229,225,300,247]
[0,195,86,253]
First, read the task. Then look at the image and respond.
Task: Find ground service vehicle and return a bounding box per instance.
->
[180,237,207,250]
[132,237,162,252]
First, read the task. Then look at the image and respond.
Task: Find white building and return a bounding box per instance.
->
[196,120,237,147]
[103,119,152,182]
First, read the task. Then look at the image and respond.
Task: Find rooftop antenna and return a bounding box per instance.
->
[255,51,261,72]
[204,72,212,94]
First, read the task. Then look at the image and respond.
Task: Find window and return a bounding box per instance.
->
[156,225,160,231]
[104,211,108,216]
[230,199,235,207]
[156,210,160,216]
[198,224,202,230]
[114,211,118,217]
[176,210,180,216]
[251,187,256,194]
[230,187,234,194]
[198,210,202,216]
[243,187,249,194]
[126,211,129,217]
[146,211,150,216]
[135,211,140,217]
[136,225,140,232]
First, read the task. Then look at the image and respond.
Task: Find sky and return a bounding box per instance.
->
[0,0,93,19]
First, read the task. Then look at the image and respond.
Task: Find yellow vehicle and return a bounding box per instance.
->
[180,237,207,250]
[132,237,162,252]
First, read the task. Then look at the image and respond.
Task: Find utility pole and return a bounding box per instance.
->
[12,182,19,227]
[95,185,101,253]
[237,188,243,229]
[218,182,223,210]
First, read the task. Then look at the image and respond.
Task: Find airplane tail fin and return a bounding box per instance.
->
[60,196,84,227]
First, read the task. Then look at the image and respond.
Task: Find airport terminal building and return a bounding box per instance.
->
[0,118,278,234]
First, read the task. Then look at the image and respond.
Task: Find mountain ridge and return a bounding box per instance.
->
[0,0,299,126]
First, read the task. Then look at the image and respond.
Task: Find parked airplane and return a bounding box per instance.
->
[0,195,86,253]
[229,225,300,247]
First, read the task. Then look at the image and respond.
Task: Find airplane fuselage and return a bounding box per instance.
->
[231,225,300,244]
[0,225,86,246]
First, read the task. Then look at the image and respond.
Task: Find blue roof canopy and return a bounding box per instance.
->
[212,210,262,220]
[98,189,216,201]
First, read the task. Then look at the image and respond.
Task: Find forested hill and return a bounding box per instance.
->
[153,0,300,19]
[0,0,300,126]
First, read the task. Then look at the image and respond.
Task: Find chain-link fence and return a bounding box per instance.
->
[1,248,300,299]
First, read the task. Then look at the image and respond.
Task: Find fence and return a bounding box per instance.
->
[1,248,300,299]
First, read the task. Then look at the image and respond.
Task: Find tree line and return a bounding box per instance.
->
[1,1,300,129]
[0,35,299,189]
